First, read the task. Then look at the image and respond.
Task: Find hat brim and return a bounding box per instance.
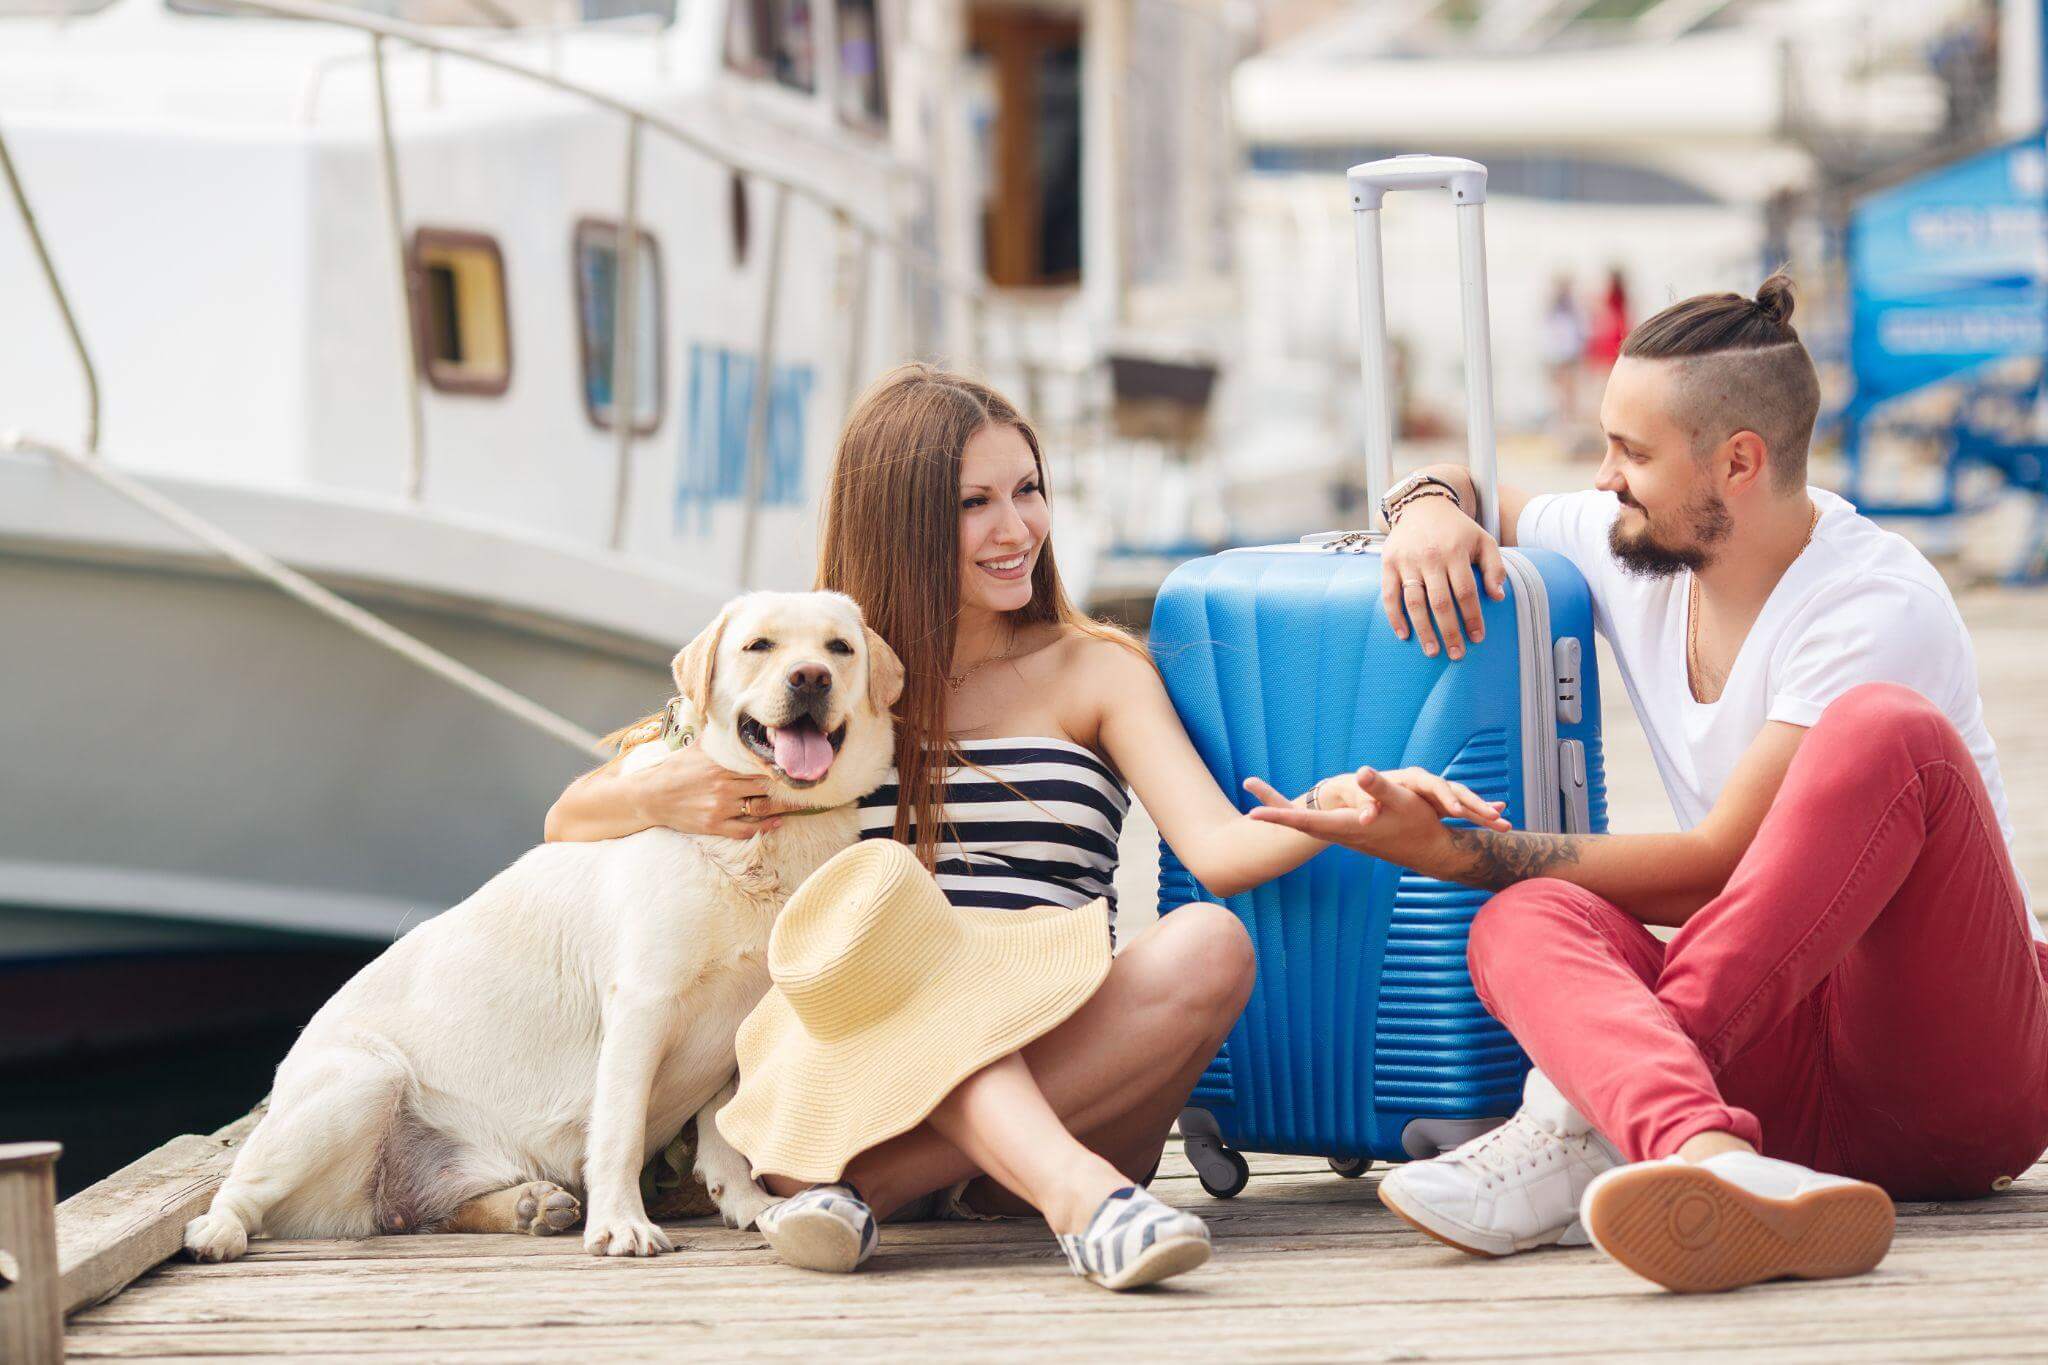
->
[718,898,1113,1184]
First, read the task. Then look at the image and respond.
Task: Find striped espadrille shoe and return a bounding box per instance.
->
[1057,1186,1211,1290]
[757,1184,878,1273]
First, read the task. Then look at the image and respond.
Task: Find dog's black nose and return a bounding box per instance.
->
[787,663,832,695]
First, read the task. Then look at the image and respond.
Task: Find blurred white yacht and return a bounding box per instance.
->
[0,0,1240,1055]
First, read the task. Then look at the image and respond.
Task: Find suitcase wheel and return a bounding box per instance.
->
[1328,1156,1373,1179]
[1187,1142,1250,1199]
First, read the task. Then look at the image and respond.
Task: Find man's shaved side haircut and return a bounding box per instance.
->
[1621,272,1821,493]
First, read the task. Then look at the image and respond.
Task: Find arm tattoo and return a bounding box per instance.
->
[1443,828,1588,892]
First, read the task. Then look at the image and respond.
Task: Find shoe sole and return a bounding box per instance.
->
[761,1207,867,1273]
[1582,1164,1894,1294]
[1089,1232,1212,1291]
[1377,1178,1589,1257]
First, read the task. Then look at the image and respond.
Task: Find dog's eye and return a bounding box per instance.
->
[743,638,774,652]
[825,638,855,655]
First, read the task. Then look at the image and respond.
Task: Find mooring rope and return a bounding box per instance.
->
[3,431,612,759]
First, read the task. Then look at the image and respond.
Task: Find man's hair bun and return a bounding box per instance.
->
[1754,272,1796,328]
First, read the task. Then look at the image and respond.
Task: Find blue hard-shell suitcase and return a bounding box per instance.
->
[1149,156,1610,1195]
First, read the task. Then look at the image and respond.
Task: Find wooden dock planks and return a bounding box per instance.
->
[60,1149,2048,1361]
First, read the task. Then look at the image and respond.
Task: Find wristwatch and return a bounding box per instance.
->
[1379,472,1465,527]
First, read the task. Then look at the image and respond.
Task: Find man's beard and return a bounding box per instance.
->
[1607,485,1733,578]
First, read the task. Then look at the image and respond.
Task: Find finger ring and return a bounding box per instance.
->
[1403,579,1423,590]
[739,795,761,819]
[1304,781,1323,810]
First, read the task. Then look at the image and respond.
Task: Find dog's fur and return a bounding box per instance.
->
[183,591,902,1260]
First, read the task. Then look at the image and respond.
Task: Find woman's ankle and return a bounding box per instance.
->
[1040,1155,1135,1236]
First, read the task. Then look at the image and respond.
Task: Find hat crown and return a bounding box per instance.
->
[771,841,956,1042]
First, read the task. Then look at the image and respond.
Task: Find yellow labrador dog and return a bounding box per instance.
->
[183,591,901,1260]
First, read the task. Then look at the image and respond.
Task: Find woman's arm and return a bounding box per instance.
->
[544,743,796,843]
[1084,642,1503,899]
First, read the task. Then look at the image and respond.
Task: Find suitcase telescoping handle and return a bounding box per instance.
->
[1348,154,1500,541]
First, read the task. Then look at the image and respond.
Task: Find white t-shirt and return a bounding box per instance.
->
[1519,486,2039,938]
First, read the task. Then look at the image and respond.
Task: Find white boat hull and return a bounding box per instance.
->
[0,489,678,960]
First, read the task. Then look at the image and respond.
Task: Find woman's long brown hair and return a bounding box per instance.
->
[817,362,1139,866]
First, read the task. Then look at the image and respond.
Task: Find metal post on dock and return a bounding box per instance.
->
[0,1142,64,1364]
[371,35,428,502]
[608,114,643,552]
[736,180,790,590]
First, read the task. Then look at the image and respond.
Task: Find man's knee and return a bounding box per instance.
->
[1153,902,1256,1022]
[1467,878,1602,1000]
[1816,682,1957,759]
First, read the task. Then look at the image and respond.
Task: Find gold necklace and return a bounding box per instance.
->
[1687,499,1819,700]
[946,626,1016,691]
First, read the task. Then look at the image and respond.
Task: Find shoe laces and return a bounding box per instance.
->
[1445,1112,1569,1185]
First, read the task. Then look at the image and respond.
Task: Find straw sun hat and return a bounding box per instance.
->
[717,838,1113,1183]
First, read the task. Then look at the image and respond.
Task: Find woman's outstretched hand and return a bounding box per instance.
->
[1240,767,1509,861]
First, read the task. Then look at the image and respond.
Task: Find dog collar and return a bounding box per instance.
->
[661,696,696,751]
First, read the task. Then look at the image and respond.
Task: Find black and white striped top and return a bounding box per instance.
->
[858,736,1128,931]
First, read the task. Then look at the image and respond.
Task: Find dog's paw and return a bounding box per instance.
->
[511,1181,582,1236]
[583,1213,672,1257]
[183,1212,249,1263]
[710,1178,778,1231]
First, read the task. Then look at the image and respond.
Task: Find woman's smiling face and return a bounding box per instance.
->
[957,422,1049,617]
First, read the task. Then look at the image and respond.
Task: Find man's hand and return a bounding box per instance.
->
[1240,767,1509,866]
[1380,495,1506,660]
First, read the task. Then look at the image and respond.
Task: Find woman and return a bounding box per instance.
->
[546,364,1505,1286]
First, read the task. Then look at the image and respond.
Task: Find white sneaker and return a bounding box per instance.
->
[1377,1069,1623,1256]
[1581,1151,1894,1293]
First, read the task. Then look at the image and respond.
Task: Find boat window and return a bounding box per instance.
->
[408,229,512,397]
[574,220,666,434]
[968,5,1083,288]
[730,174,752,266]
[727,0,818,95]
[835,0,888,132]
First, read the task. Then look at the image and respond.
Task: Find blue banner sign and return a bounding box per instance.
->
[675,344,815,533]
[1849,134,2048,413]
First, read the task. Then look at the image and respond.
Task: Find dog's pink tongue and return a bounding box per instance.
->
[769,724,834,782]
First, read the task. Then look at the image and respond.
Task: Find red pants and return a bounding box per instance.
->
[1469,683,2048,1200]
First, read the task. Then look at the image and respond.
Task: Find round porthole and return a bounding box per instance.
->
[730,173,750,266]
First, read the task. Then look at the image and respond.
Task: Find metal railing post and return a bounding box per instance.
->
[371,35,428,502]
[842,215,871,417]
[0,121,100,456]
[736,181,791,589]
[607,115,643,552]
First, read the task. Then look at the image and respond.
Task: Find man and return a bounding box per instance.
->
[1248,275,2048,1293]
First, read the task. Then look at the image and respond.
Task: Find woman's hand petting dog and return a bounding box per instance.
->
[632,743,808,839]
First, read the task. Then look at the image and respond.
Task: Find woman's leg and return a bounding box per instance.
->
[767,903,1254,1215]
[923,1052,1130,1234]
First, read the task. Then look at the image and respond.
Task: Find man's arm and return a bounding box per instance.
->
[1396,463,1534,549]
[1247,722,1808,927]
[1379,466,1533,659]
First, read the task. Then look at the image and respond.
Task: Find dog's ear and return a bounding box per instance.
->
[673,604,735,715]
[863,625,905,713]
